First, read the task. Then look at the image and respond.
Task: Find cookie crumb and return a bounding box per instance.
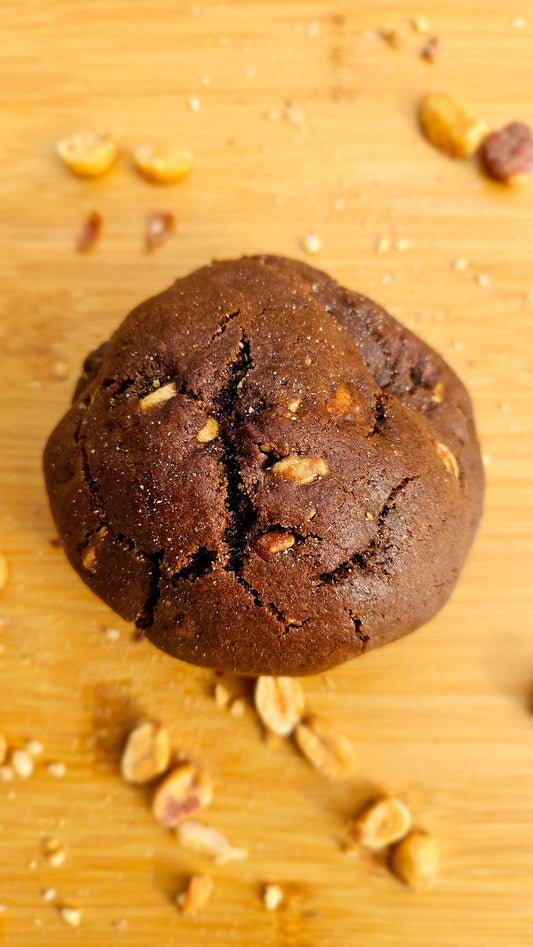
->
[42,837,66,866]
[0,765,14,782]
[46,761,66,778]
[214,682,231,709]
[229,698,246,717]
[411,16,429,33]
[59,905,82,927]
[420,36,439,62]
[379,26,404,48]
[301,233,322,255]
[41,888,56,902]
[394,237,410,251]
[53,361,70,380]
[104,626,120,641]
[451,257,469,272]
[11,749,34,779]
[188,95,201,112]
[263,883,284,911]
[24,740,44,757]
[476,272,491,288]
[375,235,391,255]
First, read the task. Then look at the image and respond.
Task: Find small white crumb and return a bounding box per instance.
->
[265,107,280,121]
[302,233,322,255]
[245,67,255,78]
[510,17,525,27]
[33,918,42,927]
[306,20,319,37]
[59,906,81,927]
[476,272,491,287]
[376,235,390,255]
[382,273,391,286]
[112,918,128,930]
[53,361,70,380]
[452,257,469,271]
[229,698,246,717]
[394,238,410,252]
[263,884,284,911]
[42,888,56,902]
[284,103,305,125]
[48,850,66,867]
[332,196,345,211]
[188,95,201,112]
[24,740,44,757]
[46,761,66,778]
[11,749,34,779]
[366,512,374,520]
[0,766,14,781]
[0,555,9,591]
[482,454,492,466]
[104,626,120,641]
[214,682,231,709]
[411,16,429,33]
[28,859,38,870]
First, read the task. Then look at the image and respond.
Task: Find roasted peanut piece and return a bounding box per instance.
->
[430,381,445,404]
[294,718,357,780]
[177,874,214,916]
[255,530,295,557]
[419,93,487,158]
[42,838,66,867]
[263,884,284,910]
[325,386,359,419]
[348,798,412,850]
[214,682,231,709]
[120,720,170,784]
[271,455,328,485]
[176,819,248,863]
[287,398,301,413]
[56,131,118,178]
[197,417,219,443]
[0,554,9,590]
[254,676,305,737]
[140,382,177,411]
[81,543,97,572]
[435,441,460,478]
[59,905,82,927]
[481,121,533,184]
[133,145,193,184]
[152,762,213,828]
[390,830,440,890]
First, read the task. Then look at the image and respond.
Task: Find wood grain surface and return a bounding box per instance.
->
[1,1,532,944]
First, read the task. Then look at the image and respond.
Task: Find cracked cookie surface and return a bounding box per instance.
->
[43,255,484,675]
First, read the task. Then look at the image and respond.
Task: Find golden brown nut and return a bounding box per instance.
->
[151,762,213,827]
[390,829,440,890]
[120,720,170,784]
[348,798,412,850]
[419,94,487,158]
[133,145,193,184]
[56,131,118,178]
[254,676,305,736]
[294,718,357,780]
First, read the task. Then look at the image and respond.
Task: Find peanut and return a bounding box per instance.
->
[255,530,295,556]
[271,455,328,485]
[56,131,118,178]
[176,874,214,916]
[151,762,213,828]
[176,819,247,863]
[120,720,170,784]
[435,441,459,478]
[294,718,357,780]
[254,676,305,737]
[390,829,440,890]
[140,382,177,411]
[197,417,219,443]
[419,93,487,158]
[348,798,411,850]
[133,145,193,184]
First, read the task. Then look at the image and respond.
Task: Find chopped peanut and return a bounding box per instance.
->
[263,883,284,910]
[348,798,412,850]
[197,418,219,443]
[176,874,214,916]
[120,720,170,784]
[57,130,118,178]
[11,749,34,779]
[390,830,440,890]
[59,905,82,927]
[255,530,295,557]
[140,382,177,411]
[271,455,328,485]
[133,145,193,184]
[81,542,97,572]
[435,441,460,478]
[294,718,357,780]
[152,762,213,828]
[254,676,305,737]
[419,93,487,158]
[176,819,248,863]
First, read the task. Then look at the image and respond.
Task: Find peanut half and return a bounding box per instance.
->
[140,382,177,411]
[176,874,214,916]
[56,131,118,178]
[133,145,193,184]
[197,417,219,443]
[152,762,213,828]
[176,819,248,864]
[419,93,487,158]
[294,718,357,780]
[120,720,170,784]
[348,798,412,850]
[254,676,305,737]
[390,829,440,890]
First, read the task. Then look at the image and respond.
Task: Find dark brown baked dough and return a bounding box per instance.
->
[44,256,484,675]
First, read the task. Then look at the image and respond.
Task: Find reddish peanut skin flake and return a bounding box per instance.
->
[481,122,533,183]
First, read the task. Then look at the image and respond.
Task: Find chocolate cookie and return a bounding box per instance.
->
[43,256,484,675]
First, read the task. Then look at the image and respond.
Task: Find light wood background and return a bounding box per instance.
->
[1,1,532,944]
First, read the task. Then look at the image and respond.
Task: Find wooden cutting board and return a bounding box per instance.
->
[1,1,532,944]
